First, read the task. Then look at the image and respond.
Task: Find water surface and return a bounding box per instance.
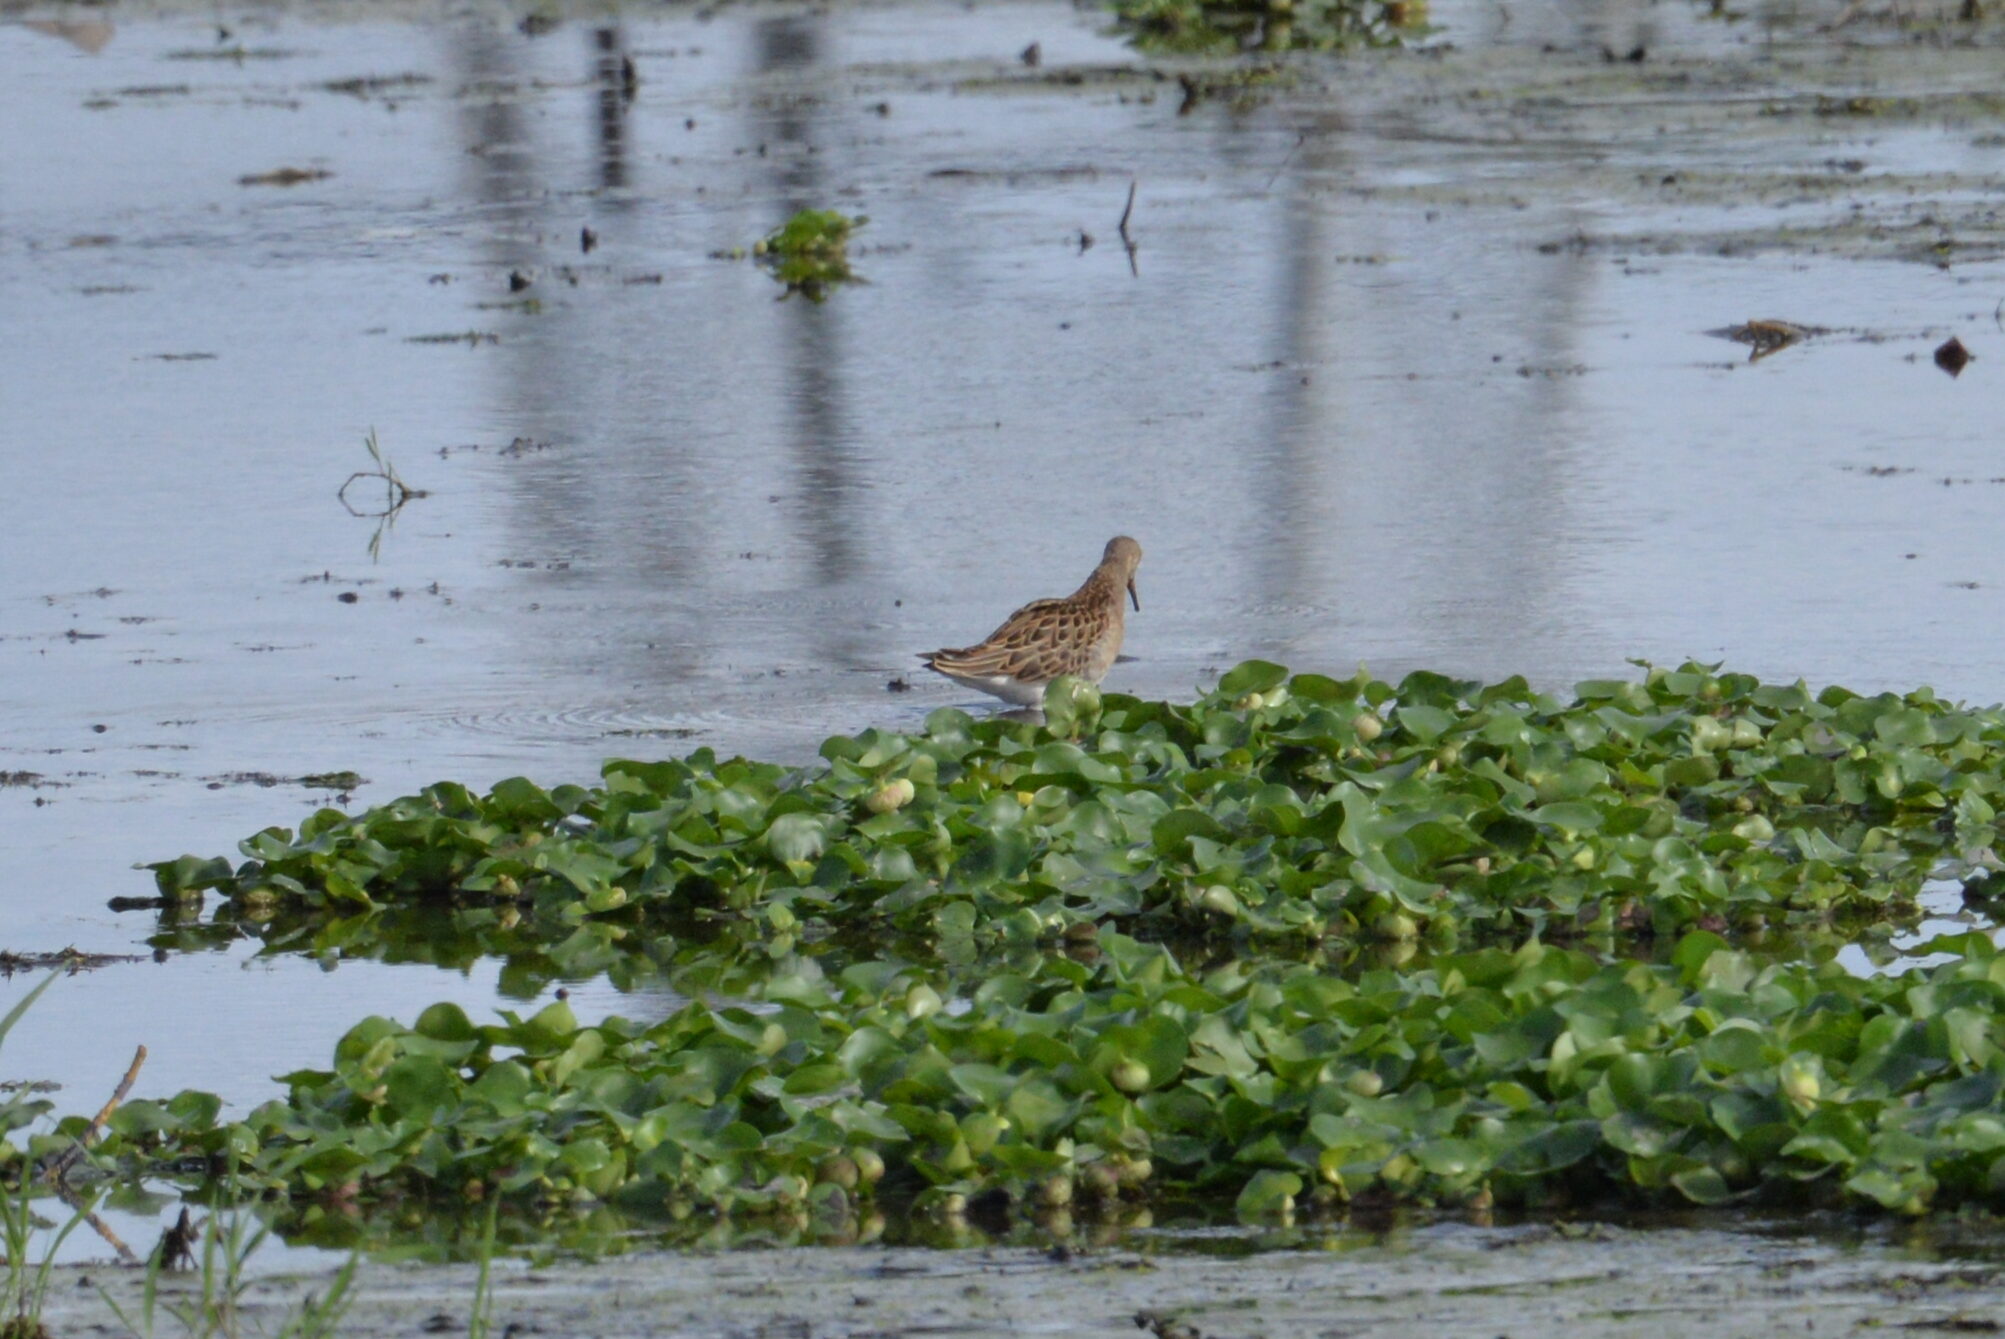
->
[4,0,2004,1219]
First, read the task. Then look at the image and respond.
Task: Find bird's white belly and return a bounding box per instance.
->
[950,672,1051,708]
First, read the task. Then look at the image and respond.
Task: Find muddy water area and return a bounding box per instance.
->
[10,0,2005,1320]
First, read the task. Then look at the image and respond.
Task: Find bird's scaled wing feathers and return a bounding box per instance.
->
[921,598,1104,682]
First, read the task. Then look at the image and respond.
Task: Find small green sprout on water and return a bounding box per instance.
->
[751,208,867,302]
[337,429,429,561]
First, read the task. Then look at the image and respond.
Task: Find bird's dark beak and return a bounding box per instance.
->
[1127,578,1140,613]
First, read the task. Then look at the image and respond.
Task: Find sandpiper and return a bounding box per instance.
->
[920,536,1143,707]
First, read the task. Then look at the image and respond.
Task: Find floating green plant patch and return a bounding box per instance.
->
[60,931,2005,1219]
[754,209,865,301]
[144,663,2005,952]
[59,663,2005,1228]
[1111,0,1428,54]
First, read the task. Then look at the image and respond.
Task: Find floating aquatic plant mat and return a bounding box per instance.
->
[149,663,2001,945]
[50,664,2005,1223]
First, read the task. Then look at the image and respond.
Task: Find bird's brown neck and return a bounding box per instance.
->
[1074,566,1127,610]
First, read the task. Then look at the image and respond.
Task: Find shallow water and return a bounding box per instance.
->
[6,0,2005,1264]
[50,1208,2005,1337]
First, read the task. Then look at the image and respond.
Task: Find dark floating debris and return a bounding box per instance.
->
[157,1209,198,1273]
[321,73,432,98]
[0,948,141,975]
[885,676,911,693]
[508,269,533,293]
[1020,40,1042,66]
[519,12,559,35]
[236,166,330,187]
[1935,336,1972,377]
[405,330,498,346]
[197,769,365,791]
[580,226,598,254]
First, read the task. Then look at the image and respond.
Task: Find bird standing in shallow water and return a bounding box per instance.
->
[920,536,1143,707]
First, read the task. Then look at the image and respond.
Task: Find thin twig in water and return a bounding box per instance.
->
[1264,133,1306,193]
[1117,180,1139,277]
[45,1044,145,1185]
[51,1183,138,1266]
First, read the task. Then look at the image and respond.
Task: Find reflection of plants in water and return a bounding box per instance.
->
[81,663,2005,1224]
[336,429,428,561]
[1113,0,1427,52]
[755,209,866,302]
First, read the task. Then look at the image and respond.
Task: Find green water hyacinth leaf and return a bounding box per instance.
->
[764,812,829,866]
[1041,675,1103,737]
[1234,1168,1302,1217]
[1218,660,1289,698]
[150,853,235,897]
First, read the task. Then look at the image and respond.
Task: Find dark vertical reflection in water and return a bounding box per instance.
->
[1469,241,1589,674]
[594,27,631,193]
[753,17,869,666]
[1209,90,1600,677]
[1253,122,1342,669]
[1450,0,1664,52]
[447,21,599,582]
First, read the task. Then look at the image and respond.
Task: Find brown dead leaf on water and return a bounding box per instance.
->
[1708,320,1836,362]
[1717,318,1816,362]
